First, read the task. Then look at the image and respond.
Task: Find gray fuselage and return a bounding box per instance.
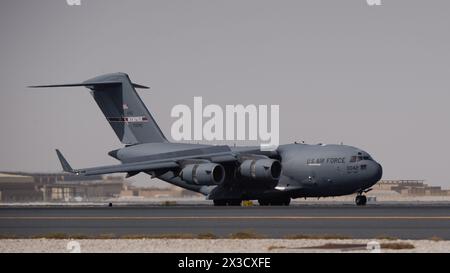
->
[112,142,382,200]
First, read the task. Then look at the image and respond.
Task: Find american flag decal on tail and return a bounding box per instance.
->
[107,116,149,123]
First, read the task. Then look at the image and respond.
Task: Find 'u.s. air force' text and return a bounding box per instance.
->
[307,158,345,164]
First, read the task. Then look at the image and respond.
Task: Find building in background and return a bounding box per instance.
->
[375,180,450,196]
[120,185,202,199]
[0,173,38,202]
[0,172,125,202]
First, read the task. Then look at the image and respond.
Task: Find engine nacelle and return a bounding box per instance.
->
[181,163,225,185]
[239,159,282,181]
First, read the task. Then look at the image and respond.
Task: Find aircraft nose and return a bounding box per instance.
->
[373,162,383,182]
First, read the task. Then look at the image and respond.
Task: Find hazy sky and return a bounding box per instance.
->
[1,0,449,187]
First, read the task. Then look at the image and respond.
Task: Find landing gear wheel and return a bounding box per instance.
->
[213,200,227,206]
[213,199,242,206]
[355,195,367,206]
[278,198,291,206]
[227,199,242,206]
[258,198,291,206]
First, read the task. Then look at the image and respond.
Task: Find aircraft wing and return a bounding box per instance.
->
[56,149,179,176]
[55,147,239,177]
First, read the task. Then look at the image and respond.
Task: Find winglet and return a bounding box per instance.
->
[55,149,74,173]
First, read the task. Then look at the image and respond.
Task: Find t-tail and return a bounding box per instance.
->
[30,73,168,144]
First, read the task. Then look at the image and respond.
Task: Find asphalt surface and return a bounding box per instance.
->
[1,204,450,239]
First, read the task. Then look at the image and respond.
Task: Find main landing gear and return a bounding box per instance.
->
[213,198,291,206]
[258,198,291,206]
[213,199,242,206]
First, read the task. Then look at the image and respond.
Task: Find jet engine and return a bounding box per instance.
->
[181,163,225,185]
[239,159,282,181]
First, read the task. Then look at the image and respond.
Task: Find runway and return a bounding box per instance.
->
[1,204,450,239]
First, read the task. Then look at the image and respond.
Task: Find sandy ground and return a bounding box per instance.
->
[0,239,449,253]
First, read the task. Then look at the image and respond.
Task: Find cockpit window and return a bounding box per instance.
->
[350,155,372,162]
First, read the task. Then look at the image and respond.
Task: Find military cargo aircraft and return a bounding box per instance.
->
[30,73,382,206]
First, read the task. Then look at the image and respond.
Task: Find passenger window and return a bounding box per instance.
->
[350,156,357,162]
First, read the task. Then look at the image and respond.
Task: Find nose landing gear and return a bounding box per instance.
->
[355,188,372,206]
[355,195,367,206]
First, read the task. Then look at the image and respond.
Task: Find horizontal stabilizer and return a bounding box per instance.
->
[29,82,149,89]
